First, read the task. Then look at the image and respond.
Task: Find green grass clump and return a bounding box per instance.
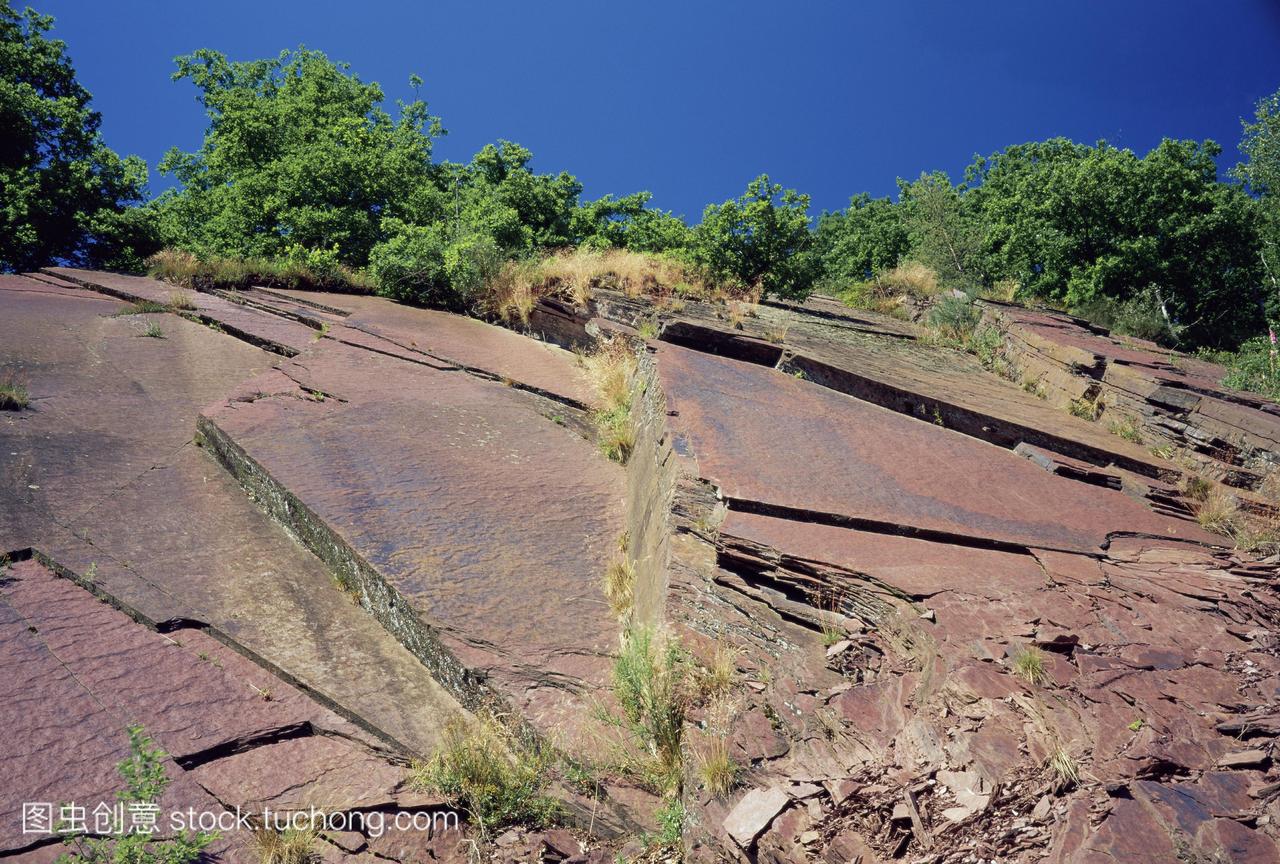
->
[613,626,688,793]
[141,320,165,339]
[1012,645,1049,686]
[925,294,982,345]
[0,374,29,410]
[1108,416,1143,443]
[411,715,560,835]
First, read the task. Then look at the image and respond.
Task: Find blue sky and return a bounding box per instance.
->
[37,0,1280,219]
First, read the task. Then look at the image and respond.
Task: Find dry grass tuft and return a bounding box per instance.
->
[1048,747,1080,791]
[148,247,375,294]
[580,337,638,463]
[1012,645,1049,686]
[603,556,636,619]
[695,735,737,798]
[700,642,738,698]
[248,826,318,864]
[1196,487,1238,536]
[486,248,719,323]
[167,290,197,311]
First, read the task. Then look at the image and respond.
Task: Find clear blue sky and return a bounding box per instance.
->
[36,0,1280,219]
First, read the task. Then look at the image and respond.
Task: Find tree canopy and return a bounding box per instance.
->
[2,3,1279,352]
[0,2,155,272]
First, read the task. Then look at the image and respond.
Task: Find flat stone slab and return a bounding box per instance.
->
[657,341,1216,553]
[0,281,466,756]
[45,267,319,356]
[277,289,594,406]
[201,338,624,740]
[0,559,422,859]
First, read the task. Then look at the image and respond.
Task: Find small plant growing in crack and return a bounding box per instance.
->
[1048,746,1080,791]
[140,320,165,339]
[0,372,30,410]
[579,337,637,464]
[1012,645,1049,686]
[411,713,559,837]
[247,825,317,864]
[57,725,217,862]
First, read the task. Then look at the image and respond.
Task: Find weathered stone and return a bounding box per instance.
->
[200,338,624,740]
[723,786,790,849]
[658,341,1212,553]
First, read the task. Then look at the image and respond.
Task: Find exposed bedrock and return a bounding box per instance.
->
[4,269,1279,863]
[599,299,1279,863]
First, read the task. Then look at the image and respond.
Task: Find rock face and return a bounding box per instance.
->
[3,269,1279,863]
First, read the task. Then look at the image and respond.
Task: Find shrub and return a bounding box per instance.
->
[613,626,688,792]
[1217,333,1280,402]
[412,715,560,835]
[369,221,450,304]
[1072,286,1180,346]
[926,294,982,344]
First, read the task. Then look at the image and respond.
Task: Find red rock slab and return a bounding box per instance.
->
[202,339,624,738]
[0,563,240,857]
[45,268,318,356]
[657,342,1216,553]
[275,289,593,406]
[0,283,467,756]
[0,559,353,760]
[776,317,1172,478]
[997,305,1230,389]
[720,510,1045,598]
[187,736,407,812]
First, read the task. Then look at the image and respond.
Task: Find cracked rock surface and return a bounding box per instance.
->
[3,270,1279,863]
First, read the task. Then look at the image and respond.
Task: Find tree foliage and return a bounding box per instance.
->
[1235,88,1280,299]
[687,174,816,298]
[152,47,443,265]
[813,193,910,290]
[0,1,156,272]
[966,137,1264,348]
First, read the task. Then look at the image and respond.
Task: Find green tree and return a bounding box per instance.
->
[813,193,910,290]
[689,174,817,299]
[1234,87,1280,302]
[966,137,1264,348]
[152,47,444,265]
[897,171,988,293]
[0,2,156,272]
